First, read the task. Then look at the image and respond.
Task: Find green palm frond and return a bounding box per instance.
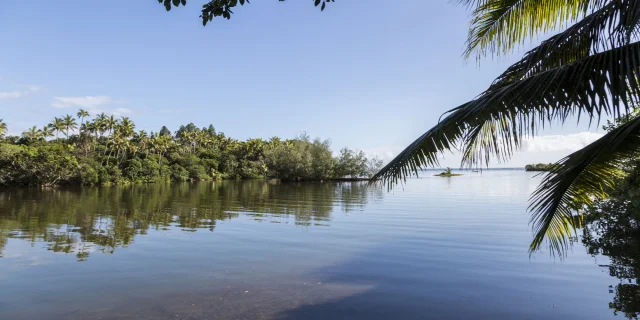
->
[459,41,640,167]
[462,0,604,59]
[492,0,640,86]
[372,41,640,187]
[529,114,640,255]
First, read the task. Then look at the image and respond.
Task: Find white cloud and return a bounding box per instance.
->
[523,132,603,153]
[361,146,403,164]
[113,107,133,116]
[362,132,604,168]
[0,91,25,99]
[51,96,112,109]
[0,85,40,100]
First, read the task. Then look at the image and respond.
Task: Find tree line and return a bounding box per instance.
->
[0,111,382,186]
[524,163,556,172]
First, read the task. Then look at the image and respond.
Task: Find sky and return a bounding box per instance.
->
[0,0,605,167]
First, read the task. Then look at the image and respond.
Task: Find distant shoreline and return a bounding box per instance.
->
[420,168,525,171]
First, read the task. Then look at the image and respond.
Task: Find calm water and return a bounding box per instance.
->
[0,170,623,319]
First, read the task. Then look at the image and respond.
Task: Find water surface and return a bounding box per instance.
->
[0,171,623,319]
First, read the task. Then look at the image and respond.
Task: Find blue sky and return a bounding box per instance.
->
[0,0,603,167]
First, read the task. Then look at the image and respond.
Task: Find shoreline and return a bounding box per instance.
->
[0,177,374,189]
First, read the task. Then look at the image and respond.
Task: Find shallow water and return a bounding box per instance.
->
[0,170,621,319]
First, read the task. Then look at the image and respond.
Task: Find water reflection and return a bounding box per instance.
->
[583,202,640,319]
[0,181,381,261]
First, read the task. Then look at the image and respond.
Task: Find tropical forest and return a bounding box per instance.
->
[0,111,382,186]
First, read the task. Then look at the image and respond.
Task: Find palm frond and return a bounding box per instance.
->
[463,0,605,59]
[372,41,640,186]
[529,114,640,256]
[459,40,640,167]
[492,0,640,86]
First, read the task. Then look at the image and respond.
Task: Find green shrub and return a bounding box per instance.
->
[79,165,99,185]
[124,158,143,181]
[187,164,209,180]
[170,164,189,181]
[140,158,161,182]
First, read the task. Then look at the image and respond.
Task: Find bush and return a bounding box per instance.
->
[170,164,189,181]
[0,144,79,186]
[97,166,111,184]
[187,164,209,180]
[140,158,161,182]
[264,135,334,181]
[334,148,368,178]
[79,165,99,185]
[124,158,143,181]
[107,166,123,183]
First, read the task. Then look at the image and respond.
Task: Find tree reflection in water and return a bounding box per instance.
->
[0,181,381,261]
[583,178,640,319]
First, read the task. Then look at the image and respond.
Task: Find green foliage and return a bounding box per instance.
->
[582,160,640,318]
[334,148,369,178]
[124,158,143,181]
[140,159,163,182]
[0,111,379,186]
[78,164,99,186]
[158,0,334,26]
[264,134,335,181]
[525,163,556,171]
[170,164,189,181]
[0,144,79,186]
[0,119,6,139]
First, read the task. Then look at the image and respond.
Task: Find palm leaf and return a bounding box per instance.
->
[372,41,640,186]
[460,0,605,59]
[529,114,640,256]
[459,40,640,167]
[492,0,640,86]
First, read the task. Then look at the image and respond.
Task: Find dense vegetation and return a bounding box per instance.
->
[524,164,556,172]
[0,112,382,187]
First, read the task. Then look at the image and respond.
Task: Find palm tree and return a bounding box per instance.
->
[22,126,41,142]
[76,109,90,133]
[49,117,65,139]
[151,134,172,166]
[372,0,640,256]
[40,126,54,139]
[95,113,108,138]
[137,130,150,156]
[62,115,77,140]
[0,119,7,139]
[106,115,117,138]
[117,117,135,139]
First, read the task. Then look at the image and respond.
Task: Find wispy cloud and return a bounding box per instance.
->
[0,85,41,100]
[362,132,604,168]
[523,132,603,153]
[113,107,133,116]
[51,96,113,109]
[361,146,404,164]
[0,91,24,99]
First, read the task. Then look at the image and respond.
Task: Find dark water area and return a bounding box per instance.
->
[0,171,631,319]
